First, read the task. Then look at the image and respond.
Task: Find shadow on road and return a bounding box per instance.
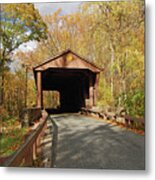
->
[51,114,145,170]
[49,117,58,167]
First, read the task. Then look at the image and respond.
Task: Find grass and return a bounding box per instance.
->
[0,118,28,157]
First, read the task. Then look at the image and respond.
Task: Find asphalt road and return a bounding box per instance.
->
[51,113,145,170]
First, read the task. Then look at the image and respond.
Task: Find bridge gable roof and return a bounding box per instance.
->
[33,49,102,73]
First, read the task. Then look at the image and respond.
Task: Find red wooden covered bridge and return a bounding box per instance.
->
[3,50,144,168]
[33,49,102,112]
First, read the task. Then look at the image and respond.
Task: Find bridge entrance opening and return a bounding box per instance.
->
[33,50,102,113]
[43,91,60,109]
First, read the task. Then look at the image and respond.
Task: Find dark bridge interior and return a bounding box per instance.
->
[33,50,101,113]
[41,68,96,112]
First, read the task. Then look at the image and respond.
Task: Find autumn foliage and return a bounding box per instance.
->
[0,1,144,119]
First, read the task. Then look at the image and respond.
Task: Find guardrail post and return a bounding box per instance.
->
[33,143,37,160]
[25,146,33,166]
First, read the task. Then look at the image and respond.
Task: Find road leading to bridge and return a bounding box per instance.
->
[50,113,145,170]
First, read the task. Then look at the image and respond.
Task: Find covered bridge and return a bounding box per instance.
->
[33,49,102,112]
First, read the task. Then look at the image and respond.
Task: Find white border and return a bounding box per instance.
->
[1,0,155,180]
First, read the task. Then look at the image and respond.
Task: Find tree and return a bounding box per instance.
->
[15,1,144,117]
[81,1,144,115]
[0,3,47,105]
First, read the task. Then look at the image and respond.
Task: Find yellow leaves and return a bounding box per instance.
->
[81,3,90,12]
[45,8,62,24]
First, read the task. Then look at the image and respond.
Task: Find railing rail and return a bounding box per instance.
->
[3,113,48,167]
[20,107,42,127]
[81,108,144,130]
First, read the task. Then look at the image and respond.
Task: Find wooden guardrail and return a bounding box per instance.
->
[2,111,48,167]
[81,108,144,130]
[122,115,144,129]
[20,107,42,127]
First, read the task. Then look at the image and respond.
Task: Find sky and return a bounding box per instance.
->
[34,2,81,16]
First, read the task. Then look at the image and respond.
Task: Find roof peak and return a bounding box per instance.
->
[33,49,103,72]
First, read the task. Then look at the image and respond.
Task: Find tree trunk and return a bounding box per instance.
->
[0,72,4,106]
[110,42,115,99]
[0,57,6,106]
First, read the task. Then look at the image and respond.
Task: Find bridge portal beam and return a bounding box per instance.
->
[93,73,100,106]
[93,87,96,106]
[89,86,94,108]
[36,71,43,108]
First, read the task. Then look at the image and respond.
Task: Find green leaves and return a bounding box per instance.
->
[0,3,47,62]
[119,89,144,117]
